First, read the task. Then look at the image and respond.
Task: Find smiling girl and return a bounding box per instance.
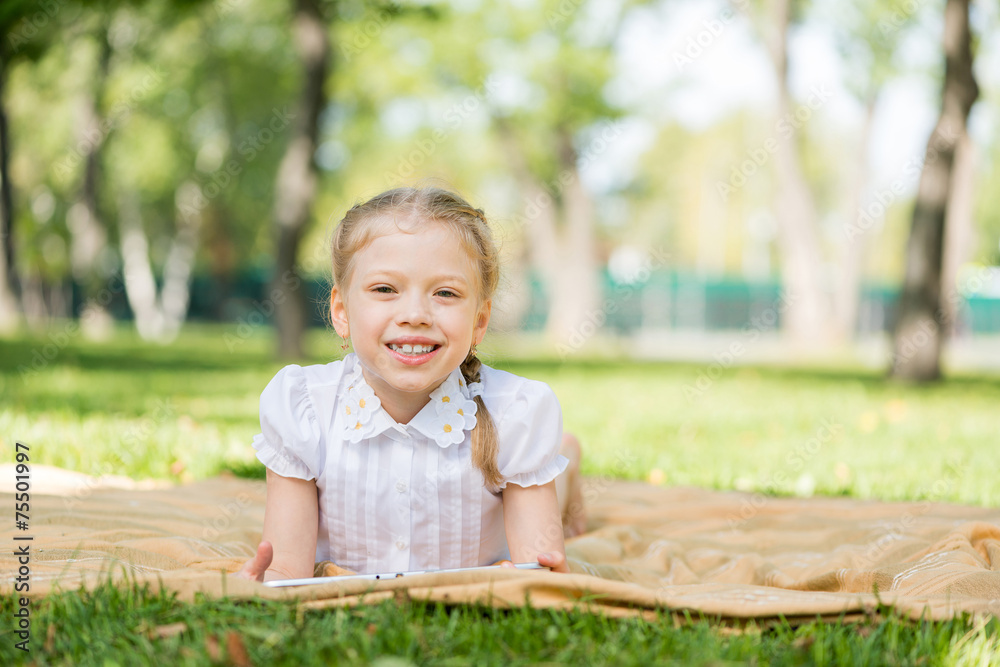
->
[237,187,585,582]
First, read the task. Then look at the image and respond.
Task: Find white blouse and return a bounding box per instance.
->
[252,353,568,574]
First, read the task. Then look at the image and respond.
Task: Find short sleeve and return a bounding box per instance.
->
[252,365,322,481]
[496,380,568,489]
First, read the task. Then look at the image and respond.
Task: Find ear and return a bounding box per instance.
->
[472,298,492,345]
[330,285,349,339]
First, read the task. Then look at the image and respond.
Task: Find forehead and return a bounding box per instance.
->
[354,219,478,280]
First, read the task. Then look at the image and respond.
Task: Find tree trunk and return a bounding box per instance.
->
[890,0,978,382]
[118,185,203,342]
[272,0,330,360]
[765,0,832,346]
[547,129,600,348]
[0,59,21,332]
[20,271,49,329]
[495,120,600,351]
[66,26,111,297]
[159,182,204,340]
[118,191,165,340]
[940,130,975,334]
[833,95,878,342]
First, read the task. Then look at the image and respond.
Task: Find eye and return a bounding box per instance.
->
[372,285,395,294]
[435,289,459,298]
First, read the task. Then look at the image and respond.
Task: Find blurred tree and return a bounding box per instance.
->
[272,0,332,359]
[99,1,214,341]
[824,0,913,342]
[420,0,626,346]
[181,0,299,298]
[496,1,626,347]
[890,0,978,381]
[86,0,294,341]
[634,119,753,280]
[740,0,833,346]
[4,9,93,327]
[3,0,219,337]
[66,15,113,317]
[0,51,19,331]
[0,0,57,330]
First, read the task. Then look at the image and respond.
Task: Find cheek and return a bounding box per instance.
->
[442,305,479,333]
[351,308,388,331]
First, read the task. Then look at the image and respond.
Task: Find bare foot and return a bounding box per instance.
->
[558,433,587,538]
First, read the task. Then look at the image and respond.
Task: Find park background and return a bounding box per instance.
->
[2,0,1000,663]
[1,0,999,370]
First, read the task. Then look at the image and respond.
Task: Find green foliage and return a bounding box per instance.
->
[5,0,999,300]
[5,0,304,289]
[818,0,940,99]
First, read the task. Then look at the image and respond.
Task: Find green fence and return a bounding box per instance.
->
[92,269,1000,335]
[517,271,1000,335]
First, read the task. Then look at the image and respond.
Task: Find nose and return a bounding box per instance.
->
[395,291,432,327]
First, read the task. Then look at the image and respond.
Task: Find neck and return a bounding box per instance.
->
[379,394,426,425]
[358,366,435,425]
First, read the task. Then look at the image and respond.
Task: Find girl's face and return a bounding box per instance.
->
[330,220,491,413]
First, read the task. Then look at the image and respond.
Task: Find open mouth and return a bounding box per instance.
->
[387,343,440,356]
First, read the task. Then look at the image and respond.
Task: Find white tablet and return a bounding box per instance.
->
[263,562,549,587]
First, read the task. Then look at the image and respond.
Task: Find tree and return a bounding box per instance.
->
[0,0,58,330]
[2,0,221,336]
[271,0,331,359]
[890,0,978,381]
[98,1,212,342]
[0,52,18,332]
[825,0,913,342]
[743,0,833,346]
[415,0,624,348]
[66,16,113,317]
[86,0,285,342]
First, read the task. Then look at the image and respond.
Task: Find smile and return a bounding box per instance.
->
[385,343,442,366]
[388,343,439,355]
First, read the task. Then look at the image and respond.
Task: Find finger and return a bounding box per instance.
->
[536,551,569,573]
[252,541,274,580]
[236,541,274,581]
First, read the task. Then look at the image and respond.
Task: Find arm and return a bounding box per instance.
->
[236,468,318,582]
[502,480,569,573]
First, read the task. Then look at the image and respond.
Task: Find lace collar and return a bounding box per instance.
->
[339,354,480,448]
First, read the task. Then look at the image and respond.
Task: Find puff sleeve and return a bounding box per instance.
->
[496,379,568,489]
[251,365,322,481]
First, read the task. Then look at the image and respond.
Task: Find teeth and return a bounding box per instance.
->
[390,343,435,355]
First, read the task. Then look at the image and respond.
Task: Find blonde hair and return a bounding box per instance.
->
[331,187,503,490]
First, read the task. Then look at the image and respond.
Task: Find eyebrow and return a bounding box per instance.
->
[364,270,471,286]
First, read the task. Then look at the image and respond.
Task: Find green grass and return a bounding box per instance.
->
[2,323,999,505]
[2,579,998,666]
[2,323,1000,664]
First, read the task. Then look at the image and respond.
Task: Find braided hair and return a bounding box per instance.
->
[459,348,501,490]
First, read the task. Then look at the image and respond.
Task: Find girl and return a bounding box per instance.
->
[237,187,585,582]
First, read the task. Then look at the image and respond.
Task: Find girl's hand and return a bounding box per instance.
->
[493,556,567,573]
[247,470,319,582]
[536,551,569,573]
[234,541,274,582]
[502,480,569,574]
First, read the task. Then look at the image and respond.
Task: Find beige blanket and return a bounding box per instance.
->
[3,467,999,624]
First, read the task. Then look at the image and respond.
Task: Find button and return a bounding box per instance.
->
[396,481,407,493]
[395,540,407,550]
